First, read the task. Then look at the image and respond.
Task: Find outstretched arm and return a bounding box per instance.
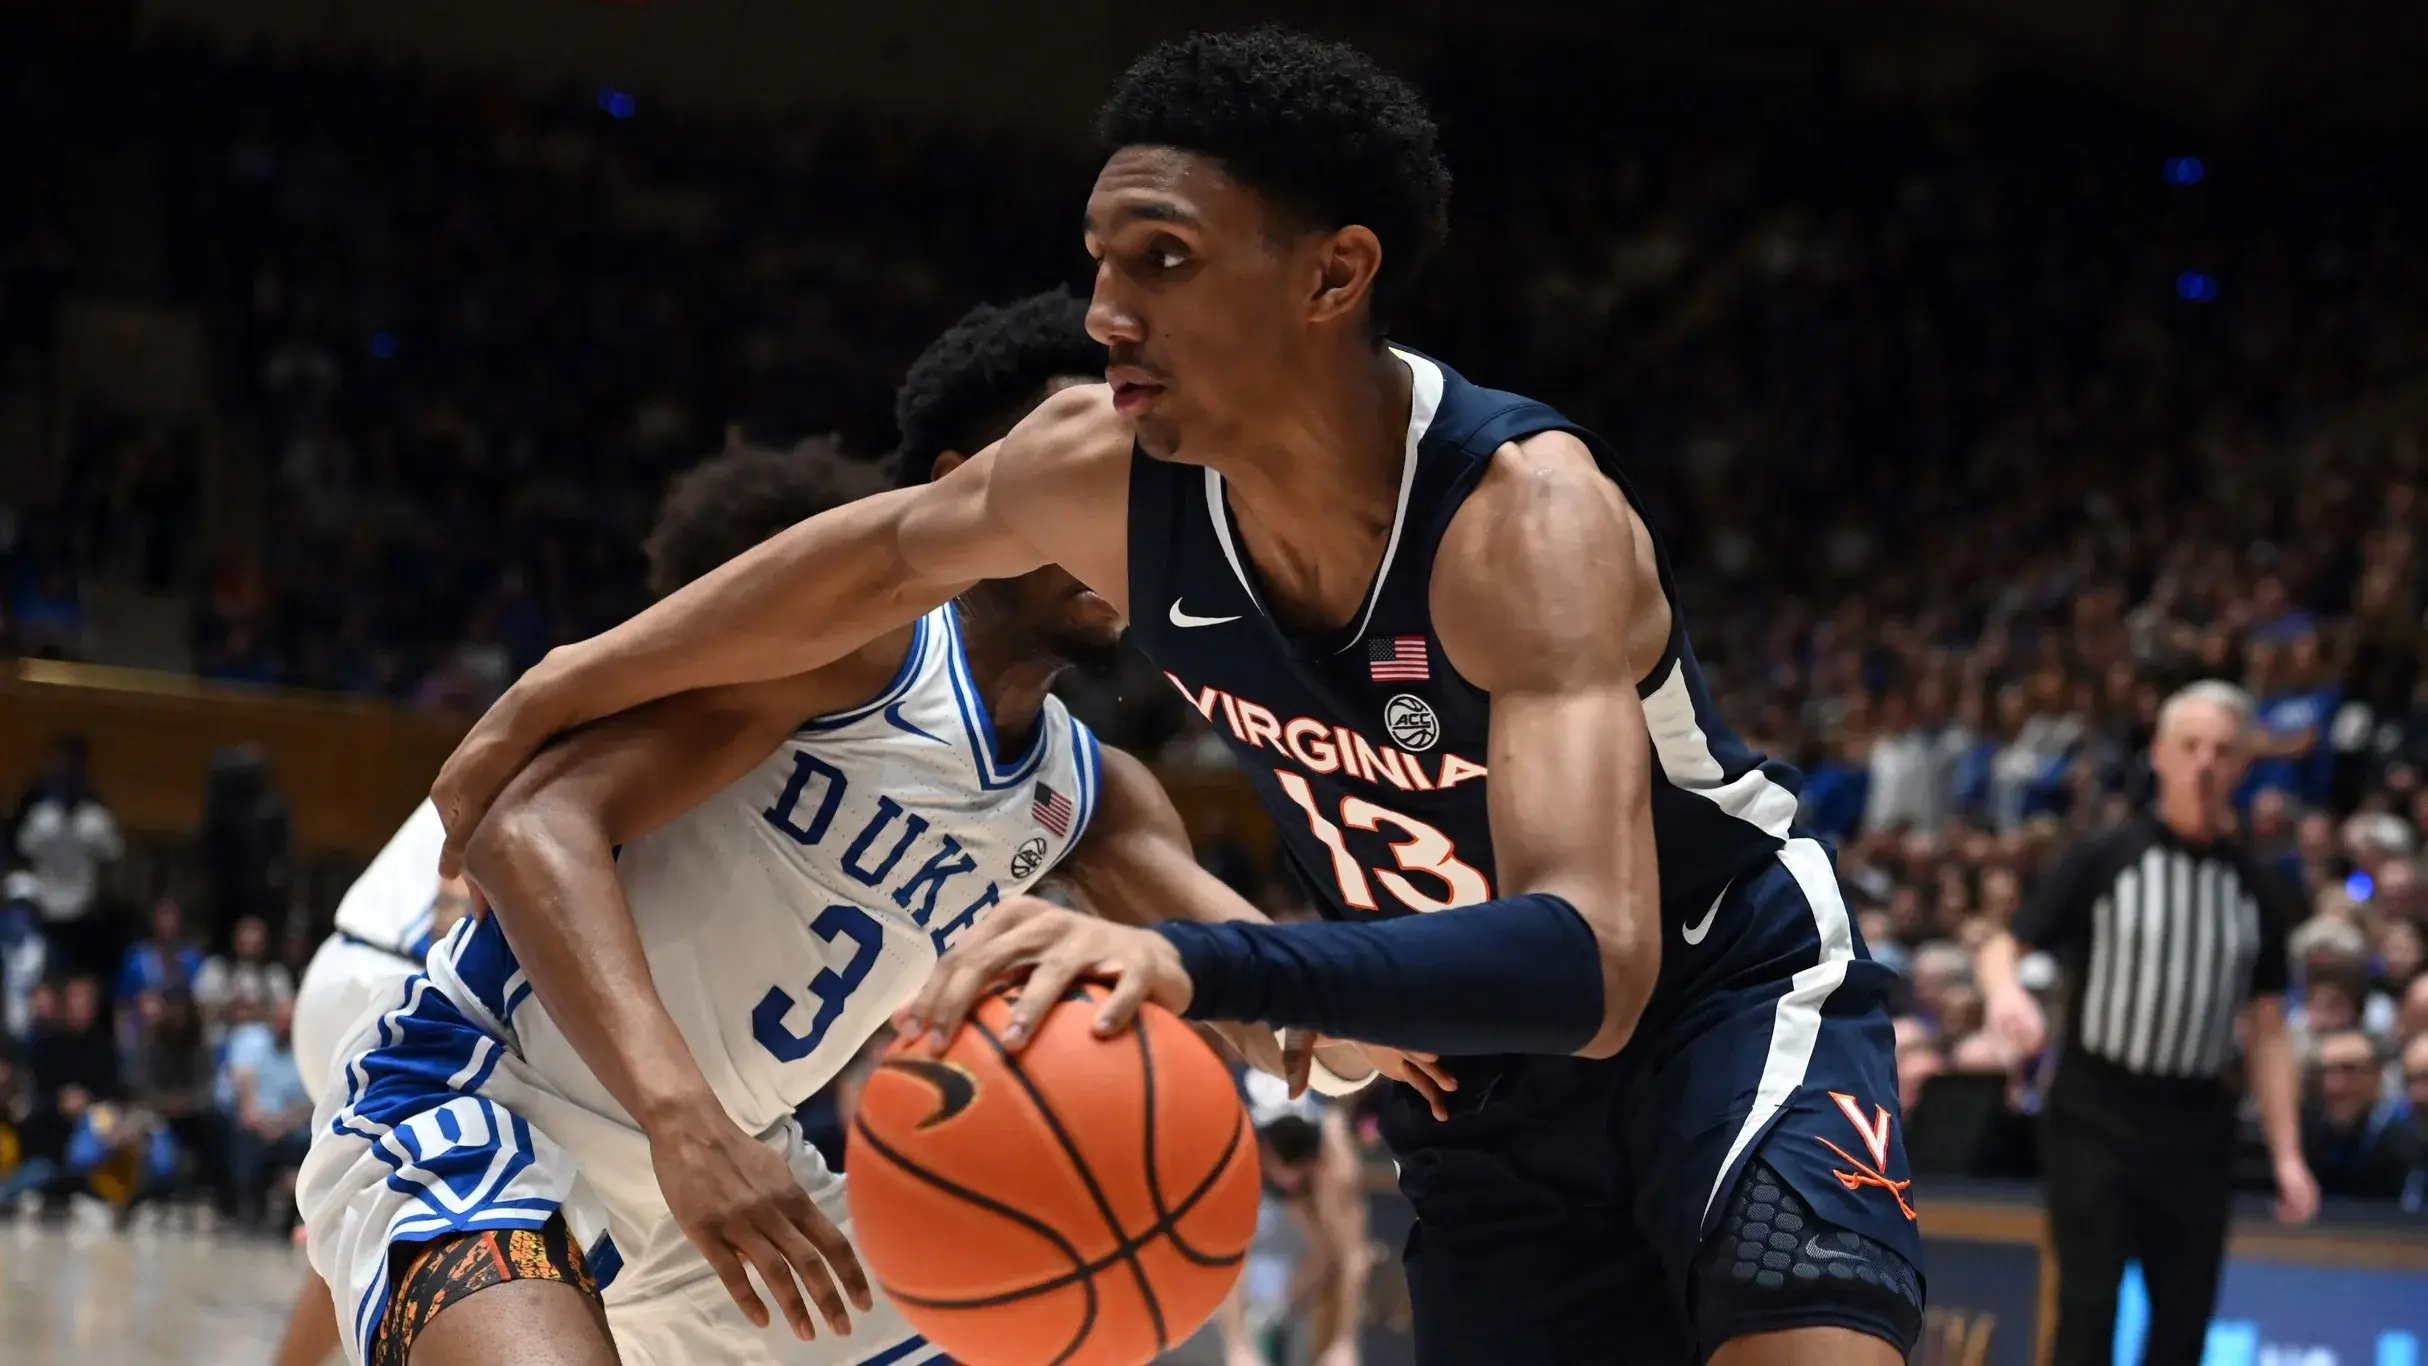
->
[462,667,887,1341]
[433,386,1131,872]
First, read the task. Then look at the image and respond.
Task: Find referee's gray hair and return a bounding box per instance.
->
[2157,679,2254,738]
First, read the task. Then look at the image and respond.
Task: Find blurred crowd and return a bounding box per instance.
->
[4,32,2428,1218]
[0,731,313,1231]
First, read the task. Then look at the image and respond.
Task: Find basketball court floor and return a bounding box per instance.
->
[0,1222,1244,1366]
[0,1222,300,1366]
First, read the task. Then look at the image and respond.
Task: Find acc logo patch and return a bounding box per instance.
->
[1009,836,1048,880]
[1383,693,1440,752]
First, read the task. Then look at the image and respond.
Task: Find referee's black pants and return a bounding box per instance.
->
[2042,1067,2236,1366]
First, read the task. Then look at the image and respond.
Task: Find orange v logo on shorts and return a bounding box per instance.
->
[1819,1090,1917,1222]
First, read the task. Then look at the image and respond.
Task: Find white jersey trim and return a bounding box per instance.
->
[938,603,1054,792]
[800,614,934,734]
[1037,714,1105,880]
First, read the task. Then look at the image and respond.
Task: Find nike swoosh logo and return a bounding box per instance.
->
[880,1057,978,1129]
[1681,880,1731,946]
[883,701,945,745]
[1169,599,1242,629]
[1802,1236,1868,1265]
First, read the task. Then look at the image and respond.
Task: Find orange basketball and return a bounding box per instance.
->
[846,983,1260,1366]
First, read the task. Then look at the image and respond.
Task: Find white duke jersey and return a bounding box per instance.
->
[423,603,1105,1136]
[333,799,448,959]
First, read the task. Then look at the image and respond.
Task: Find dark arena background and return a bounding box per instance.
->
[5,1,2428,1363]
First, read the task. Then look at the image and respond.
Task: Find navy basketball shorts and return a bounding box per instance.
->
[1398,838,1926,1365]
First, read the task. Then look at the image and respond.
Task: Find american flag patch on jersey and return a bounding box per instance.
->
[1368,635,1430,682]
[1032,782,1074,838]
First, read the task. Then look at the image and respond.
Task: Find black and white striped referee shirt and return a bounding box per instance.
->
[2013,811,2294,1084]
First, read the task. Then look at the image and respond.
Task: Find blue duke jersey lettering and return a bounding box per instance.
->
[424,603,1104,1135]
[1129,350,1806,1060]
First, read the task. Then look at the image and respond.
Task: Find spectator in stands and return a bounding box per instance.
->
[2402,1034,2428,1211]
[123,991,219,1210]
[13,734,122,978]
[193,914,295,1044]
[0,1052,82,1218]
[0,872,45,1041]
[1863,690,1950,834]
[200,748,292,943]
[11,565,86,659]
[219,996,310,1230]
[26,976,116,1104]
[2400,975,2428,1046]
[1895,1017,1944,1116]
[115,898,206,1015]
[0,1051,39,1212]
[60,1100,179,1220]
[2302,1029,2418,1200]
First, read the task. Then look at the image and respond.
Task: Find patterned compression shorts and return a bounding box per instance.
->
[370,1214,599,1366]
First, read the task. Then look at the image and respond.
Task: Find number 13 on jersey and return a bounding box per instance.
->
[1273,768,1491,914]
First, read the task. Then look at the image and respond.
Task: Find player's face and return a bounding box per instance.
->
[1083,147,1323,463]
[1005,563,1126,669]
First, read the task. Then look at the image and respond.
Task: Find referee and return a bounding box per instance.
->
[1979,680,2320,1366]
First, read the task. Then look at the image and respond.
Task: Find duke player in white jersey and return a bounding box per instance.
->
[302,294,1387,1366]
[277,801,478,1366]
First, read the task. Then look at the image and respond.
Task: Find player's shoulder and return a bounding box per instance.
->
[1439,428,1631,585]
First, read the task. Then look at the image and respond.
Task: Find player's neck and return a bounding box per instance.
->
[1212,346,1411,626]
[1218,345,1409,514]
[956,602,1066,757]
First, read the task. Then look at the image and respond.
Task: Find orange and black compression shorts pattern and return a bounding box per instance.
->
[370,1216,597,1366]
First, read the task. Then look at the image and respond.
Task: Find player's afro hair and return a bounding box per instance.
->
[1097,26,1451,326]
[888,289,1103,488]
[646,433,886,598]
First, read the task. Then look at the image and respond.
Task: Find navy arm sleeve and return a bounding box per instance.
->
[1152,893,1606,1058]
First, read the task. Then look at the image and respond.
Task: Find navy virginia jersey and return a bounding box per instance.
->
[1129,347,1800,958]
[1132,349,1923,1356]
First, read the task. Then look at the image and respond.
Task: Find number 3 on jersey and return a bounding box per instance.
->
[1274,769,1490,913]
[753,903,884,1063]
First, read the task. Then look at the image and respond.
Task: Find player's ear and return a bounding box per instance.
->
[1308,225,1383,327]
[929,450,969,482]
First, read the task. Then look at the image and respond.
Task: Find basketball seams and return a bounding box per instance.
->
[849,1114,1102,1366]
[1132,1020,1256,1268]
[852,990,1254,1364]
[854,1112,1249,1303]
[968,1005,1174,1349]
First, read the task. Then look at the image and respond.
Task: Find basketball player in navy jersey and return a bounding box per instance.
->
[431,27,1922,1364]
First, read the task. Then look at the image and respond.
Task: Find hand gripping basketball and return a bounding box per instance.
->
[646,1103,874,1340]
[896,896,1194,1057]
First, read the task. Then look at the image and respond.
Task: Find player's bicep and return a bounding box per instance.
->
[1481,681,1653,911]
[1434,434,1656,918]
